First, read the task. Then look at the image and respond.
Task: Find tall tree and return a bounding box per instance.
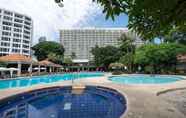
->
[32,41,65,61]
[91,45,121,68]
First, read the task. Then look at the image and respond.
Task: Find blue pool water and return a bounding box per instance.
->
[0,72,104,90]
[109,75,183,84]
[0,86,127,118]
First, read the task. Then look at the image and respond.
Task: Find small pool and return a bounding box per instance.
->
[0,86,127,118]
[0,72,104,90]
[109,75,183,84]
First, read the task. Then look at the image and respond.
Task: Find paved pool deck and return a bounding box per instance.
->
[0,74,186,118]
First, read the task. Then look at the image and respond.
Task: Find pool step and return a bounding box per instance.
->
[71,85,85,95]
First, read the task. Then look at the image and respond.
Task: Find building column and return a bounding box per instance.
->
[38,65,41,75]
[17,62,22,76]
[29,63,33,76]
[50,66,52,73]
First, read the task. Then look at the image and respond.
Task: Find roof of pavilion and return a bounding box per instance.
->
[38,59,62,67]
[0,54,34,63]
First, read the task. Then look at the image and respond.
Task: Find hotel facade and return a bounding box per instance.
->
[60,28,142,61]
[0,8,33,56]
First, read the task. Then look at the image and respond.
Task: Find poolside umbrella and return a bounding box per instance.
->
[34,67,40,70]
[41,67,46,70]
[0,67,8,71]
[9,68,18,78]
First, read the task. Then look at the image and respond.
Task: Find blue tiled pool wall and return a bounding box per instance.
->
[0,86,126,118]
[0,72,104,89]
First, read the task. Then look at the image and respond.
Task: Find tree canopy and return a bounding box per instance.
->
[32,41,65,61]
[134,43,186,73]
[94,0,186,40]
[91,45,121,68]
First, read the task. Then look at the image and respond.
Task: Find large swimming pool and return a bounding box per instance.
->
[109,75,184,84]
[0,72,104,90]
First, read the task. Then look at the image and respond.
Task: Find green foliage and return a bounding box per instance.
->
[47,53,63,64]
[32,41,65,61]
[119,53,134,66]
[91,45,122,68]
[134,43,186,73]
[118,33,136,55]
[94,0,186,40]
[70,52,76,59]
[63,57,73,65]
[0,61,7,67]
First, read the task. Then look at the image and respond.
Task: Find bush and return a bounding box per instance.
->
[112,71,123,75]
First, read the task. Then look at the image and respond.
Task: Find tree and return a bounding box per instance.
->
[32,41,65,61]
[93,0,186,40]
[63,56,73,65]
[91,45,122,69]
[118,33,137,72]
[134,43,186,73]
[47,53,63,64]
[118,33,136,55]
[70,52,76,59]
[119,53,134,72]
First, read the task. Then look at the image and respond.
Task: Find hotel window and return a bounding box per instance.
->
[4,11,13,16]
[1,42,10,47]
[1,37,10,41]
[12,49,20,53]
[24,21,31,25]
[3,16,12,21]
[24,35,30,39]
[14,18,23,23]
[15,14,23,18]
[24,30,30,35]
[25,16,31,21]
[2,31,11,36]
[0,48,9,52]
[24,25,30,30]
[14,23,22,28]
[23,40,29,44]
[3,21,12,26]
[23,50,29,53]
[3,26,11,31]
[23,45,29,48]
[14,28,22,32]
[13,44,21,48]
[13,33,21,38]
[13,38,21,43]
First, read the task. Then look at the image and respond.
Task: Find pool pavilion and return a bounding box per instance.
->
[0,54,63,77]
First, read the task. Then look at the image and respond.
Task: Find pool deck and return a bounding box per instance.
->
[0,74,186,118]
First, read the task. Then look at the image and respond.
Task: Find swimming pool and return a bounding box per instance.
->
[0,72,104,90]
[0,86,127,118]
[109,75,184,84]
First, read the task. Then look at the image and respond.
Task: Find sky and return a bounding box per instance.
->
[0,0,128,44]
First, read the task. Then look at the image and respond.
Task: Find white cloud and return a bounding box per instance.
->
[0,0,101,44]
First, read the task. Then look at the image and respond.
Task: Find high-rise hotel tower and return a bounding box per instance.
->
[0,8,33,56]
[60,28,143,61]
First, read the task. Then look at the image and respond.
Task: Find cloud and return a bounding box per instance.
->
[0,0,101,44]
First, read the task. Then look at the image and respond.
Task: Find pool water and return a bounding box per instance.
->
[0,86,127,118]
[109,75,183,84]
[0,72,104,90]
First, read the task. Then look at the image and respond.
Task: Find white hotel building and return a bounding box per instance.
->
[60,28,143,61]
[0,8,33,56]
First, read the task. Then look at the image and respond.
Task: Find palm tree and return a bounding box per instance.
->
[118,32,137,72]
